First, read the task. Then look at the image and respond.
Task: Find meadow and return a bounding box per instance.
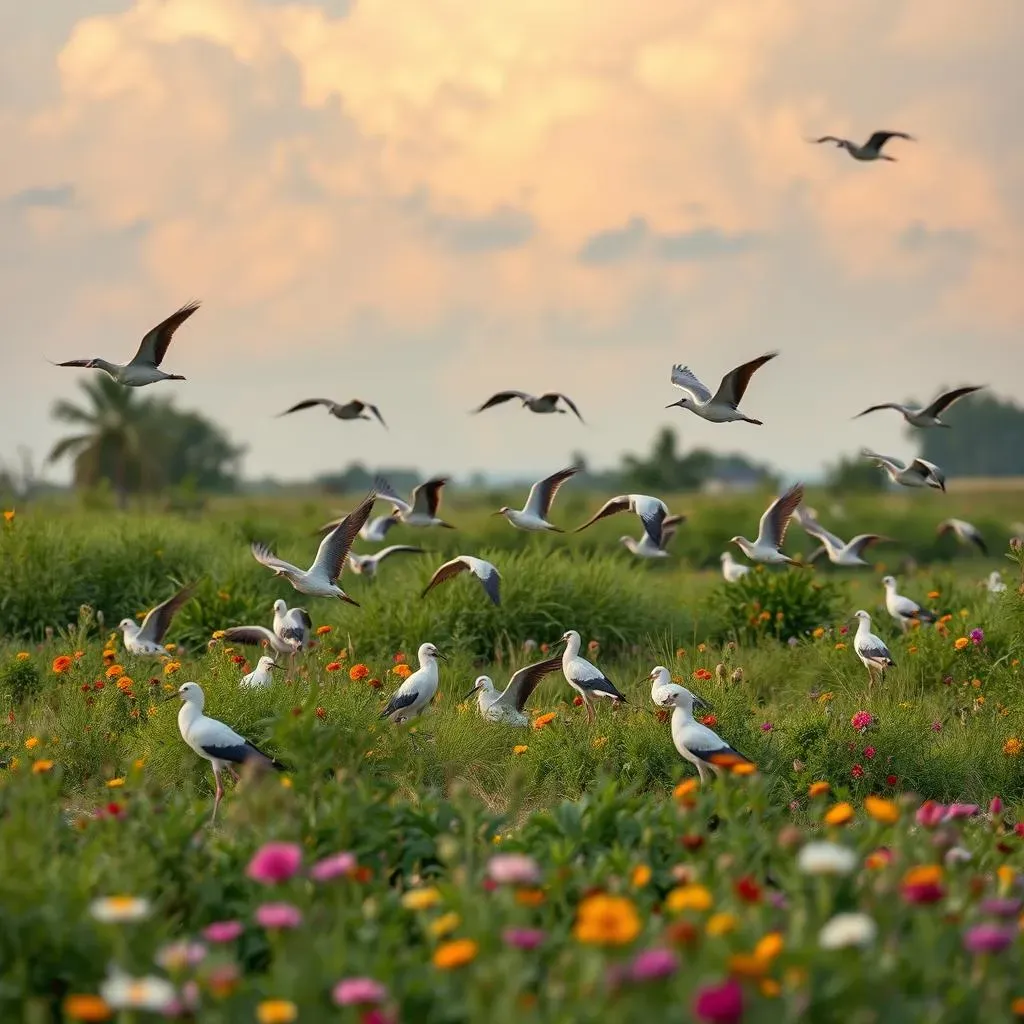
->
[2,485,1024,1022]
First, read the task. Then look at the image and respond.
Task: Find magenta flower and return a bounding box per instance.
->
[502,927,546,950]
[202,920,243,943]
[915,802,946,829]
[970,628,984,646]
[255,902,303,929]
[980,898,1022,918]
[760,722,773,732]
[990,796,1004,816]
[246,842,302,884]
[332,977,388,1006]
[311,852,357,882]
[487,853,540,886]
[863,746,876,760]
[850,710,873,732]
[693,978,744,1024]
[155,940,207,971]
[944,803,979,821]
[931,721,943,732]
[629,947,678,982]
[963,924,1016,954]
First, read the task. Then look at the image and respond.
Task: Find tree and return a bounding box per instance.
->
[823,454,887,495]
[145,399,246,492]
[619,427,765,492]
[914,393,1024,477]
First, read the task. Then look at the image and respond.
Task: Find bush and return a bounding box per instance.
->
[0,658,41,705]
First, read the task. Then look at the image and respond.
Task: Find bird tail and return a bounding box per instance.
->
[743,416,764,426]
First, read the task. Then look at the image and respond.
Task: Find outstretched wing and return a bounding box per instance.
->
[131,301,200,367]
[793,505,844,550]
[865,130,914,151]
[421,557,470,598]
[137,582,196,644]
[411,477,449,517]
[852,403,903,420]
[310,491,376,583]
[921,386,984,419]
[374,545,426,563]
[846,534,886,558]
[659,514,686,549]
[547,393,585,422]
[524,466,579,520]
[364,402,388,428]
[473,391,531,413]
[251,542,301,576]
[669,365,713,404]
[755,483,804,550]
[573,495,629,533]
[501,656,564,712]
[221,625,287,651]
[278,399,334,417]
[712,352,778,407]
[374,477,412,516]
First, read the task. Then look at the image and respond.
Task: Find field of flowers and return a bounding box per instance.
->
[2,494,1024,1021]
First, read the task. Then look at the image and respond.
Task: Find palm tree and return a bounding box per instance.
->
[48,377,164,508]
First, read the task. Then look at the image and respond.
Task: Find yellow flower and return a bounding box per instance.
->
[755,932,784,963]
[812,627,825,639]
[592,736,608,749]
[1004,738,1023,757]
[106,778,125,789]
[834,642,846,651]
[573,893,641,945]
[824,802,854,826]
[280,777,293,789]
[697,643,707,653]
[429,912,461,937]
[631,864,652,888]
[163,661,181,676]
[706,913,738,936]
[24,736,39,750]
[433,939,479,969]
[665,885,713,913]
[998,866,1016,893]
[7,758,18,772]
[163,643,176,653]
[864,796,899,824]
[16,652,29,661]
[62,994,113,1021]
[211,630,226,640]
[32,759,55,774]
[402,887,442,911]
[954,637,969,651]
[808,781,830,798]
[256,1000,298,1024]
[532,712,556,729]
[513,744,529,755]
[817,691,834,704]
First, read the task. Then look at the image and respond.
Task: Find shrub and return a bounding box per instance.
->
[0,659,42,705]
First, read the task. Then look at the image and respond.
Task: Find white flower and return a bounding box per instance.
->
[819,912,878,950]
[797,841,857,876]
[100,971,177,1012]
[89,896,152,923]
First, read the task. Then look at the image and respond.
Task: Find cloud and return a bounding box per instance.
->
[578,218,649,265]
[899,220,977,254]
[578,218,762,265]
[423,203,535,253]
[7,184,75,209]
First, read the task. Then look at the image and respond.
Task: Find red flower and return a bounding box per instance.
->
[81,683,91,693]
[105,802,125,819]
[368,678,382,690]
[393,652,406,664]
[886,774,898,787]
[231,655,247,665]
[700,714,718,727]
[325,662,341,672]
[573,695,584,707]
[863,746,876,760]
[851,764,865,779]
[734,875,761,903]
[315,707,326,719]
[94,680,105,690]
[353,866,373,884]
[291,707,302,717]
[681,834,704,850]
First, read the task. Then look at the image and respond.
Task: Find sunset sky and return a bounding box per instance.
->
[3,0,1023,485]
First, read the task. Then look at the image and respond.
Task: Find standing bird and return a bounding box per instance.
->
[380,643,446,723]
[553,629,628,723]
[729,483,804,565]
[852,610,895,689]
[421,555,501,607]
[937,518,987,556]
[462,656,564,727]
[648,666,685,706]
[656,686,753,786]
[574,493,671,546]
[348,545,425,580]
[986,570,1007,596]
[250,493,374,602]
[882,575,936,632]
[219,600,311,657]
[493,465,578,532]
[665,352,777,425]
[240,656,280,690]
[172,682,285,822]
[720,551,750,582]
[808,130,914,162]
[794,506,888,568]
[376,477,456,529]
[473,390,584,422]
[118,582,196,657]
[862,450,945,491]
[853,385,984,427]
[54,302,199,386]
[620,516,685,559]
[278,398,387,428]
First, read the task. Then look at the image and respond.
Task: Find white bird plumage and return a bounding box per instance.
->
[853,385,983,427]
[986,570,1007,596]
[348,545,426,579]
[862,450,946,491]
[375,477,456,529]
[575,493,672,546]
[656,686,752,785]
[620,515,685,559]
[720,551,750,582]
[421,555,501,606]
[730,483,804,565]
[118,582,196,656]
[852,610,895,688]
[937,518,987,555]
[462,656,563,726]
[554,629,628,723]
[793,506,887,567]
[278,398,387,428]
[666,352,777,425]
[494,465,579,532]
[380,643,446,723]
[882,575,936,632]
[240,655,280,690]
[809,130,914,162]
[473,390,584,421]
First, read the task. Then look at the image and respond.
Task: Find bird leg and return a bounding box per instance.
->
[211,770,224,823]
[584,698,595,725]
[226,765,241,783]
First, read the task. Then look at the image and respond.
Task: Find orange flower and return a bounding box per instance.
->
[316,625,332,636]
[515,888,546,906]
[954,637,969,651]
[2,509,14,523]
[433,939,478,969]
[24,737,39,750]
[903,865,943,887]
[731,762,757,776]
[824,802,854,826]
[393,664,412,679]
[32,759,55,774]
[325,662,342,672]
[864,796,899,824]
[513,744,529,755]
[349,664,369,682]
[105,664,125,679]
[631,864,652,888]
[808,781,830,798]
[52,656,73,675]
[674,779,699,800]
[62,994,112,1021]
[573,893,641,945]
[532,712,556,730]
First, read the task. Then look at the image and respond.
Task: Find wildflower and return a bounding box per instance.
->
[162,661,180,676]
[674,779,699,800]
[665,885,713,912]
[316,625,333,636]
[808,781,830,798]
[488,853,540,886]
[62,994,113,1021]
[631,864,652,888]
[817,691,833,704]
[2,509,13,522]
[574,893,641,945]
[824,803,854,826]
[310,851,357,882]
[901,865,945,904]
[52,655,73,674]
[734,876,761,903]
[89,896,151,923]
[886,774,898,786]
[325,661,342,672]
[954,637,969,651]
[700,714,718,727]
[864,796,900,824]
[693,977,744,1024]
[812,627,825,639]
[730,668,744,683]
[515,888,545,906]
[349,663,369,681]
[255,902,303,929]
[393,664,412,679]
[332,978,387,1006]
[513,744,529,755]
[1004,738,1023,756]
[202,920,243,943]
[255,1000,298,1024]
[981,898,1022,918]
[16,652,30,661]
[675,647,687,658]
[433,939,479,969]
[155,941,207,972]
[851,710,873,731]
[532,712,556,730]
[24,736,39,750]
[755,932,784,962]
[932,721,943,733]
[916,801,946,828]
[105,778,125,789]
[430,912,461,937]
[964,924,1016,954]
[100,973,176,1014]
[105,665,124,679]
[761,722,773,732]
[247,842,302,884]
[863,745,876,759]
[1013,997,1024,1017]
[629,947,679,981]
[945,803,979,820]
[693,668,713,682]
[503,927,545,950]
[31,759,54,774]
[402,887,442,910]
[393,652,406,664]
[851,765,864,779]
[819,912,877,949]
[834,642,846,651]
[797,842,857,876]
[706,913,737,936]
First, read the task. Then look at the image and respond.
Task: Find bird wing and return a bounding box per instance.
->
[808,135,844,145]
[909,458,943,482]
[221,625,281,649]
[680,722,750,766]
[546,392,585,422]
[278,608,311,642]
[755,483,804,549]
[362,514,398,540]
[363,402,388,428]
[861,449,902,471]
[316,515,346,535]
[566,659,627,700]
[411,477,448,517]
[524,466,578,519]
[56,359,96,368]
[633,496,668,545]
[846,535,886,558]
[137,582,196,643]
[473,391,531,413]
[475,562,501,606]
[711,352,778,407]
[852,403,903,420]
[310,491,376,583]
[865,130,913,151]
[921,385,983,418]
[130,301,200,367]
[421,557,469,598]
[380,687,419,719]
[501,656,564,712]
[251,542,302,576]
[856,633,893,664]
[806,544,827,564]
[279,399,335,417]
[669,365,713,404]
[659,514,686,549]
[794,506,844,549]
[373,478,412,515]
[573,495,629,533]
[374,545,426,563]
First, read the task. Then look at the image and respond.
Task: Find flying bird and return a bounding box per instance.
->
[852,610,895,689]
[793,506,888,568]
[220,601,312,656]
[720,551,751,582]
[54,302,199,386]
[574,493,671,546]
[937,518,987,555]
[493,465,578,532]
[620,515,685,559]
[118,582,196,656]
[853,386,984,427]
[666,353,777,425]
[317,512,401,543]
[219,626,300,657]
[376,477,455,529]
[421,555,501,606]
[473,390,584,422]
[172,681,286,822]
[278,399,387,428]
[348,545,426,580]
[250,492,374,602]
[240,655,281,690]
[729,483,804,565]
[462,656,563,727]
[862,450,945,491]
[553,629,628,723]
[808,130,914,162]
[882,575,937,633]
[380,642,445,723]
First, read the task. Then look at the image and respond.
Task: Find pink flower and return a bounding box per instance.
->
[246,841,302,884]
[969,628,984,646]
[931,721,943,732]
[963,924,1015,954]
[851,764,864,779]
[202,920,243,943]
[944,803,979,821]
[629,947,678,982]
[693,978,744,1024]
[863,746,876,760]
[850,710,873,732]
[255,902,303,929]
[990,796,1004,816]
[502,927,545,950]
[915,801,946,829]
[980,898,1022,917]
[760,722,773,732]
[487,853,540,886]
[311,852,357,882]
[332,978,388,1006]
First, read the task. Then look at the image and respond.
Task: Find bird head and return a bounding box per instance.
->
[257,656,280,671]
[852,610,870,626]
[665,396,691,410]
[646,665,671,686]
[492,506,511,516]
[728,536,742,548]
[927,477,946,493]
[168,681,203,707]
[117,617,136,632]
[881,575,896,588]
[552,630,575,649]
[420,642,446,663]
[462,675,492,700]
[273,599,287,616]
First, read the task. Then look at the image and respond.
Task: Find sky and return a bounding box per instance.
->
[3,0,1023,486]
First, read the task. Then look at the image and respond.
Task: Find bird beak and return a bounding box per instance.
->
[550,635,568,648]
[434,651,448,662]
[490,510,504,517]
[664,400,683,409]
[461,684,482,700]
[268,662,281,671]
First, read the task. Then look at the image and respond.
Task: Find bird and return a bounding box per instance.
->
[118,582,196,657]
[422,555,501,606]
[240,655,281,690]
[278,398,387,428]
[937,518,987,555]
[648,666,685,706]
[552,629,628,723]
[720,551,750,582]
[655,686,753,786]
[461,656,564,726]
[620,515,685,559]
[986,570,1007,596]
[882,575,937,633]
[219,601,312,657]
[375,477,455,529]
[665,352,777,425]
[493,465,578,532]
[862,450,945,491]
[729,483,804,565]
[219,626,300,657]
[793,506,888,567]
[574,493,672,546]
[54,302,199,386]
[316,512,400,543]
[380,642,446,723]
[250,492,374,602]
[171,681,285,821]
[348,545,426,580]
[808,130,914,162]
[852,610,895,688]
[853,386,984,427]
[473,390,584,422]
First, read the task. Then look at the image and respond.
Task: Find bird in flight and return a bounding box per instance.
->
[853,386,984,428]
[278,399,387,428]
[376,477,456,529]
[861,451,945,491]
[493,466,579,532]
[421,555,502,607]
[666,353,777,425]
[473,391,584,422]
[808,130,914,162]
[730,483,805,565]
